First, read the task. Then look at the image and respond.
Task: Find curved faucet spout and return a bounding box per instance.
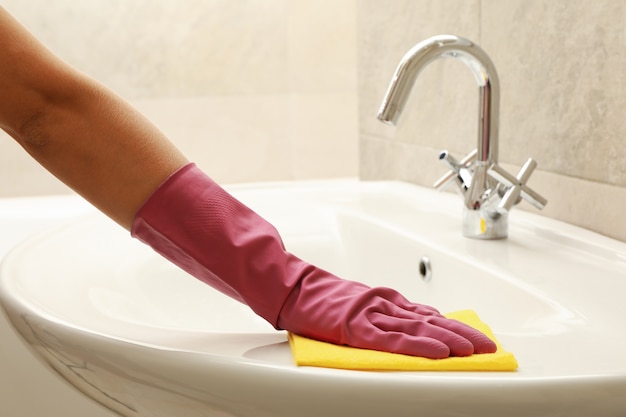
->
[377,35,499,163]
[376,35,546,240]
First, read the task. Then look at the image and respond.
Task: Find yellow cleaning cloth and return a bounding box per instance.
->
[288,310,518,371]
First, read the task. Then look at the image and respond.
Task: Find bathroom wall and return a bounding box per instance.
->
[0,0,358,197]
[357,0,626,242]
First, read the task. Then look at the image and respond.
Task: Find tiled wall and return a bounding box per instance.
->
[357,0,626,242]
[0,0,358,197]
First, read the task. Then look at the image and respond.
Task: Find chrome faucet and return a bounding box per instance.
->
[377,35,547,239]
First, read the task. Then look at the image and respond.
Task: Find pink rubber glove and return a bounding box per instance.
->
[132,163,496,359]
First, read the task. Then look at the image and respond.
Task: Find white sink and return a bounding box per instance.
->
[1,180,626,417]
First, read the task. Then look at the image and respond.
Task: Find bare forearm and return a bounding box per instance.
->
[16,80,189,229]
[0,7,188,229]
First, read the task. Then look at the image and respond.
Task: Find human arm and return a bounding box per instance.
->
[0,6,496,358]
[0,6,188,229]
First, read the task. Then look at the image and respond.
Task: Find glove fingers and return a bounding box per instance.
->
[360,288,497,356]
[350,326,452,359]
[428,316,497,354]
[368,312,476,357]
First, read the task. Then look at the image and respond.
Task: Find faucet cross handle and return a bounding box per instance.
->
[433,148,477,191]
[488,159,547,214]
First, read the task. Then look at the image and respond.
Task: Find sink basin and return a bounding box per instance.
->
[2,179,626,417]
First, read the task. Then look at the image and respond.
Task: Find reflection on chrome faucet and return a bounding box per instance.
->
[377,35,547,239]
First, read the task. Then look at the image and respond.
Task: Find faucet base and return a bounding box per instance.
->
[462,207,508,239]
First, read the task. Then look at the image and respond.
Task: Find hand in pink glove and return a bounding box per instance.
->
[132,163,497,359]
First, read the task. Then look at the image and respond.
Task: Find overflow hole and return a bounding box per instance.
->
[419,256,432,282]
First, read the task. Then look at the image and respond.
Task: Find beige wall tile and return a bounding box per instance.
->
[5,0,290,98]
[481,0,626,185]
[288,93,358,179]
[133,96,293,184]
[360,135,444,185]
[287,0,357,93]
